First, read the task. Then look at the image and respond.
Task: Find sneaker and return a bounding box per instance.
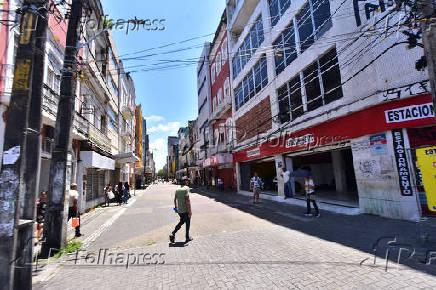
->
[304,213,313,217]
[315,213,320,218]
[169,234,175,243]
[185,237,193,243]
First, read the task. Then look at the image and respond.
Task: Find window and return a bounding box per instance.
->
[269,0,292,27]
[100,115,107,134]
[319,47,343,104]
[224,78,230,101]
[219,125,225,144]
[234,55,268,110]
[232,15,264,79]
[109,75,118,96]
[217,88,223,104]
[216,53,222,75]
[211,63,216,84]
[214,128,219,145]
[222,38,228,63]
[297,3,314,54]
[296,0,332,54]
[108,105,118,130]
[273,0,332,75]
[277,47,342,122]
[303,62,322,111]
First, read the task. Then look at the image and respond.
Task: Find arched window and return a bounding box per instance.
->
[214,128,219,145]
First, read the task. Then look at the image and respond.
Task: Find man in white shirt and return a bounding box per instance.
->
[304,173,320,218]
[280,167,293,199]
[68,183,82,237]
[250,172,263,204]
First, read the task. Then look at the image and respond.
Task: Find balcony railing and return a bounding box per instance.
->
[88,124,111,154]
[210,95,232,121]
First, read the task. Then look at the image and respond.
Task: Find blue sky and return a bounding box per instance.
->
[101,0,226,171]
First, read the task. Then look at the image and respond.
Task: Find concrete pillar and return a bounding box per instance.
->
[331,150,347,193]
[285,156,295,195]
[275,155,285,196]
[235,162,241,191]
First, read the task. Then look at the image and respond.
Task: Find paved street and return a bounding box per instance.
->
[35,184,436,289]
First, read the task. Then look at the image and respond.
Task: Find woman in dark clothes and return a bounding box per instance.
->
[123,182,130,204]
[117,182,124,205]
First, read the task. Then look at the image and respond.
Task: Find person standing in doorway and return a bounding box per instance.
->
[169,177,193,244]
[250,172,263,204]
[304,174,320,217]
[68,183,82,237]
[281,167,293,199]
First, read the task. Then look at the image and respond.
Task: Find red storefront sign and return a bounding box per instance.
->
[234,94,436,163]
[202,153,233,168]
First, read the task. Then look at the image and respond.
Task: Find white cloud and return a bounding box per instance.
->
[145,115,165,122]
[149,138,165,151]
[148,122,180,134]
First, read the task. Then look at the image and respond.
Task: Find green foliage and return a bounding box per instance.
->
[53,239,82,259]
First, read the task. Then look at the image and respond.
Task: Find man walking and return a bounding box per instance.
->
[170,177,193,244]
[281,167,293,199]
[68,183,82,237]
[304,174,320,217]
[250,172,263,204]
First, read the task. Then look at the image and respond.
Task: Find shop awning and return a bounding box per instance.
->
[81,151,115,170]
[114,152,140,164]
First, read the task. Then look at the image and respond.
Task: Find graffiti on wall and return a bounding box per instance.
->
[381,81,430,102]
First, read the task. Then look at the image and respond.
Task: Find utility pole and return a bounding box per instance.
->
[41,0,83,258]
[420,0,436,113]
[0,1,48,289]
[13,0,49,288]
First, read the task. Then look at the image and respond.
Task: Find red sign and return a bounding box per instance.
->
[234,94,435,163]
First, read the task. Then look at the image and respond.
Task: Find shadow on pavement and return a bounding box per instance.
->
[191,188,436,276]
[169,242,187,248]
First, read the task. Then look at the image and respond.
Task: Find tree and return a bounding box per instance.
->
[157,169,165,178]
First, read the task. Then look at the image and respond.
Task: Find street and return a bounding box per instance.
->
[34,184,436,289]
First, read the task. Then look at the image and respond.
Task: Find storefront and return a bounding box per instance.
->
[202,153,235,189]
[79,150,115,211]
[233,93,435,221]
[406,125,436,216]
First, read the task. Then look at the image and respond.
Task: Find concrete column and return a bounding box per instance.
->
[275,155,285,196]
[235,162,241,191]
[331,150,347,193]
[285,157,295,195]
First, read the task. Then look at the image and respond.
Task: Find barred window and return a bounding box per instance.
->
[277,47,342,122]
[269,0,292,27]
[234,55,268,110]
[232,15,264,80]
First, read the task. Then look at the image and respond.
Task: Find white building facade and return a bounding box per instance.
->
[226,0,434,221]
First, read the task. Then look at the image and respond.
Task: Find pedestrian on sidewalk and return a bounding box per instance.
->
[169,176,193,244]
[250,172,263,204]
[117,182,124,205]
[304,171,320,218]
[104,184,114,207]
[35,191,47,244]
[280,167,293,199]
[68,183,82,237]
[123,182,130,204]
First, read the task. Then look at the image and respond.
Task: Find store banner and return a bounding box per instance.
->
[392,129,413,196]
[416,146,436,212]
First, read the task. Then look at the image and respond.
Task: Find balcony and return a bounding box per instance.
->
[121,105,133,120]
[42,87,88,140]
[227,0,260,34]
[88,124,111,154]
[210,95,232,122]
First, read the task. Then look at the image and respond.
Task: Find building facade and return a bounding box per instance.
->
[225,0,434,221]
[202,10,236,190]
